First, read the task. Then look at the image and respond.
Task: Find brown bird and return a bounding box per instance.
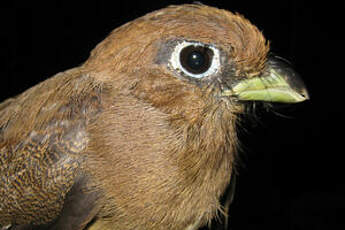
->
[0,4,308,230]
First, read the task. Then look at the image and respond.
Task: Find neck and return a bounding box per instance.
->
[179,102,238,180]
[170,101,239,223]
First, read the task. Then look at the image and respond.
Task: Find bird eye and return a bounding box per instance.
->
[170,41,220,79]
[180,45,213,74]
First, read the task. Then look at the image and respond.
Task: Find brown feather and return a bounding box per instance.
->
[1,4,269,230]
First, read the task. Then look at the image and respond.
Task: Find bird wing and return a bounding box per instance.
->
[0,70,103,229]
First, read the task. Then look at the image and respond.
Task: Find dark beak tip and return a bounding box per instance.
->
[292,78,310,102]
[268,55,310,102]
[301,89,310,101]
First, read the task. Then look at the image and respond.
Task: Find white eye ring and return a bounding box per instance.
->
[169,41,221,79]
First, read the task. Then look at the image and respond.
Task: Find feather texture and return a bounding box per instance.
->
[1,4,272,230]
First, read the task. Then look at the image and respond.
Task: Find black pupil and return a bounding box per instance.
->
[180,45,213,74]
[188,51,204,69]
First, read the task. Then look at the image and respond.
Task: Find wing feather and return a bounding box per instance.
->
[0,69,103,229]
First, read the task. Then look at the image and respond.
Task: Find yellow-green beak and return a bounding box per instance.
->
[223,56,309,103]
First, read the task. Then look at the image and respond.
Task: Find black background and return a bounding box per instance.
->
[1,1,344,229]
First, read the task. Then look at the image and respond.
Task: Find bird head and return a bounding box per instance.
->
[84,4,308,125]
[79,5,309,227]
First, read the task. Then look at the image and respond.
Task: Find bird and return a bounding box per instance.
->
[0,4,308,230]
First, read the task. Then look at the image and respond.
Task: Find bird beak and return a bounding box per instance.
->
[223,56,309,103]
